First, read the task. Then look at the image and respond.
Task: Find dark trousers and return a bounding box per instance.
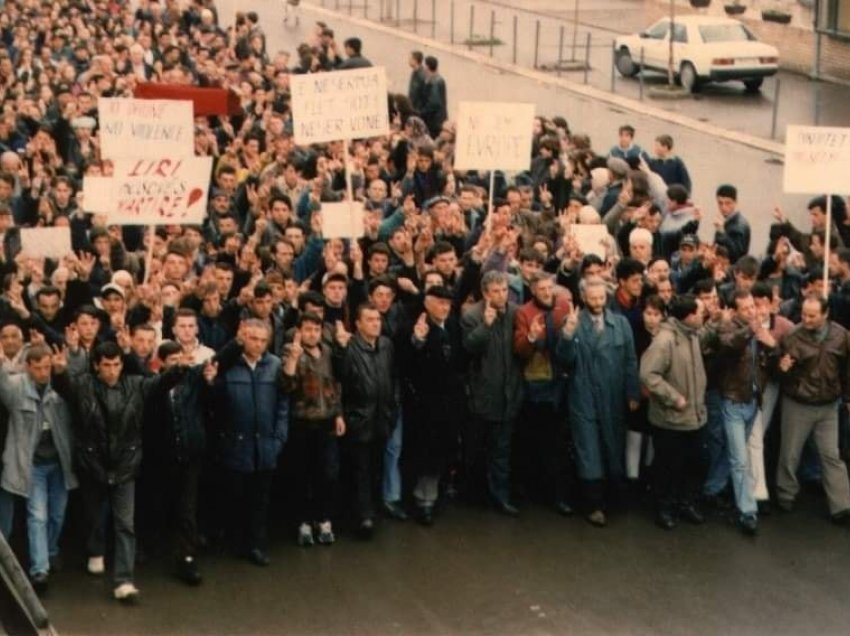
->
[175,458,202,558]
[288,425,340,524]
[224,469,273,551]
[514,401,571,504]
[464,416,514,505]
[81,478,135,585]
[651,425,706,512]
[348,436,385,521]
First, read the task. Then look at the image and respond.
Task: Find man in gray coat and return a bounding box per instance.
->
[0,344,77,592]
[461,271,523,515]
[640,294,708,530]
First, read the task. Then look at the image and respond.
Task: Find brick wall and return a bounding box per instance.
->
[648,0,850,81]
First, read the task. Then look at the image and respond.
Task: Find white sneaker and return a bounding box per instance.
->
[87,556,105,575]
[297,523,314,547]
[316,520,335,545]
[113,582,140,603]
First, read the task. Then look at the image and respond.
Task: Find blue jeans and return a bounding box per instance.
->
[721,399,758,516]
[27,462,68,576]
[383,412,403,504]
[704,389,730,496]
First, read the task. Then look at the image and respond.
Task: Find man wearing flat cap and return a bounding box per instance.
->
[404,285,466,525]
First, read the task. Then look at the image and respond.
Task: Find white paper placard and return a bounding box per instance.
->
[320,201,364,239]
[290,67,389,144]
[98,98,195,159]
[20,227,72,259]
[81,176,114,214]
[96,156,213,225]
[784,125,850,194]
[570,224,612,260]
[454,101,535,171]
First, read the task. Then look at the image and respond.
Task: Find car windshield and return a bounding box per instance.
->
[698,24,756,43]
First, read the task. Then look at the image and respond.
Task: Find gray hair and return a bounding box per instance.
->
[480,270,509,293]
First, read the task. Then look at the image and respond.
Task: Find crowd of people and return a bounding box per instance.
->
[0,0,848,609]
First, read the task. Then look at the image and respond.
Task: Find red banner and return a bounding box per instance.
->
[132,83,241,116]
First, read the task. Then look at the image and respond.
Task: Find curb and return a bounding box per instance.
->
[303,2,785,157]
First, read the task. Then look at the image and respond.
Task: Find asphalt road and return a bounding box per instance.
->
[318,0,850,143]
[38,493,850,635]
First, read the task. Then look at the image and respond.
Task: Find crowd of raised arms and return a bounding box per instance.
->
[0,0,848,607]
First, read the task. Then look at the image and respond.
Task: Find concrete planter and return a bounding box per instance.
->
[761,9,792,23]
[724,3,746,15]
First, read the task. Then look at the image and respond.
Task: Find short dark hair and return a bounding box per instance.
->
[35,286,61,301]
[643,294,667,314]
[518,248,545,266]
[92,341,123,364]
[368,276,396,296]
[344,37,362,55]
[74,305,100,321]
[298,291,325,311]
[655,134,674,150]
[616,258,645,282]
[751,281,773,301]
[25,344,52,364]
[668,294,699,322]
[732,289,753,308]
[411,50,424,64]
[424,56,438,72]
[807,195,827,212]
[666,184,689,204]
[716,184,737,200]
[733,255,759,278]
[298,311,323,328]
[254,283,273,299]
[157,340,183,360]
[174,307,198,322]
[619,125,635,137]
[579,254,605,274]
[693,278,716,296]
[354,301,380,322]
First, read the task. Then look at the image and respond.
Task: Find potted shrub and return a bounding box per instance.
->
[724,1,746,15]
[690,0,711,7]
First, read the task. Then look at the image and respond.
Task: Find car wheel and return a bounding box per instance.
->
[743,78,764,93]
[679,62,700,93]
[615,48,639,78]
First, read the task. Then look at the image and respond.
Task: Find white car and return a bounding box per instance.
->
[614,15,779,93]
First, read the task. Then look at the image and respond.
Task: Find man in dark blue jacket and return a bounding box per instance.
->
[213,319,289,567]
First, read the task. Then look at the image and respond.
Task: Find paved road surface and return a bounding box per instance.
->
[319,0,850,142]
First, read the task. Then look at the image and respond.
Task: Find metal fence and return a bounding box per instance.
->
[312,0,837,142]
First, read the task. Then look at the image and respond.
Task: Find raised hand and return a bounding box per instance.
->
[483,300,497,327]
[562,307,579,338]
[335,320,352,347]
[203,360,218,385]
[779,354,795,373]
[289,331,304,359]
[413,312,430,342]
[528,313,546,342]
[50,344,68,374]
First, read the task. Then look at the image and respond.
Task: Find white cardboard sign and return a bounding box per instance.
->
[98,98,195,159]
[570,224,612,260]
[454,101,535,171]
[20,227,72,259]
[88,157,213,225]
[81,176,114,214]
[320,201,364,239]
[784,125,850,194]
[290,67,389,144]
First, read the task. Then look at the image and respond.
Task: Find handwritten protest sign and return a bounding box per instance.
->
[99,98,194,159]
[454,102,535,171]
[290,67,389,144]
[320,201,364,239]
[95,156,214,225]
[784,125,850,194]
[570,224,612,260]
[20,227,72,259]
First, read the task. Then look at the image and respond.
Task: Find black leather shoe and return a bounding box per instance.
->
[245,548,270,567]
[382,501,408,521]
[416,506,434,527]
[555,501,574,517]
[757,500,772,516]
[176,556,202,586]
[679,504,705,525]
[30,572,48,595]
[738,514,758,536]
[48,554,63,573]
[656,511,677,530]
[357,518,375,540]
[831,508,850,525]
[494,501,519,517]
